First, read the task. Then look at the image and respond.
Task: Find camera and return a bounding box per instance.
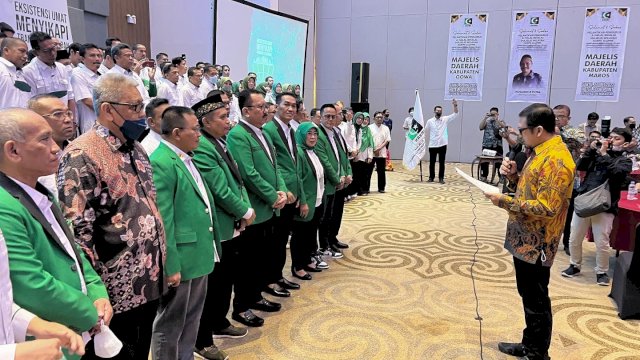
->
[498,126,508,137]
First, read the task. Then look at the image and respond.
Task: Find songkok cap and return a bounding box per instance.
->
[192,93,226,119]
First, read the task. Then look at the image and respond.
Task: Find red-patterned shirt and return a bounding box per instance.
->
[57,124,166,314]
[498,135,576,266]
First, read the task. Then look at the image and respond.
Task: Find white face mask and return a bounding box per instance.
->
[612,145,623,152]
[409,111,414,117]
[93,324,123,358]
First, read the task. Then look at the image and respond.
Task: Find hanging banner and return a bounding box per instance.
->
[444,13,488,101]
[575,8,630,102]
[506,11,556,103]
[0,0,74,48]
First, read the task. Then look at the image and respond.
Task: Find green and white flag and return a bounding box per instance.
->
[402,90,426,170]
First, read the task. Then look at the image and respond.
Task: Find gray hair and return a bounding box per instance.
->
[92,73,138,115]
[0,108,28,157]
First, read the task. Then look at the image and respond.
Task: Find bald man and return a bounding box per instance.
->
[0,37,31,108]
[0,109,111,360]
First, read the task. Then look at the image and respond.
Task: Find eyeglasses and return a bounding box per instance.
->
[42,110,74,121]
[518,127,531,134]
[107,102,145,113]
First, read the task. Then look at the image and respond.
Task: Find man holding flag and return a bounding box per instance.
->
[425,99,459,184]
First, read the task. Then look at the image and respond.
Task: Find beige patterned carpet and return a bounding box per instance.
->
[215,162,640,360]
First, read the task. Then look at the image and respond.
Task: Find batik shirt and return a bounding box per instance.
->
[57,124,166,314]
[497,135,575,266]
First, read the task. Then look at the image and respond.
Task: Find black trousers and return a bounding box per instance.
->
[373,157,386,191]
[195,238,243,349]
[428,145,447,180]
[346,160,361,196]
[268,203,296,284]
[362,161,375,194]
[318,194,335,250]
[82,300,159,360]
[290,204,324,269]
[563,190,577,250]
[331,188,347,244]
[233,219,273,312]
[513,256,552,358]
[480,145,503,177]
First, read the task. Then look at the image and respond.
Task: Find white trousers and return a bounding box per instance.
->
[568,211,615,274]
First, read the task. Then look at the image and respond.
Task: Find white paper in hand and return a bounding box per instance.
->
[93,324,123,358]
[455,167,500,194]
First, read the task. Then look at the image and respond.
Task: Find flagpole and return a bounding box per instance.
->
[419,160,423,182]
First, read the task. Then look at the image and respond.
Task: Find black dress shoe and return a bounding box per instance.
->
[291,270,312,280]
[232,310,264,327]
[264,284,291,297]
[439,179,445,184]
[304,265,322,273]
[498,342,528,357]
[378,190,385,193]
[427,179,434,183]
[278,278,300,290]
[250,298,281,312]
[333,240,349,249]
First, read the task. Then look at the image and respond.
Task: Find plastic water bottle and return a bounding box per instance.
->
[628,181,637,200]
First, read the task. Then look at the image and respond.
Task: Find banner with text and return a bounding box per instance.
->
[0,0,74,48]
[506,11,556,103]
[444,13,488,101]
[575,8,630,102]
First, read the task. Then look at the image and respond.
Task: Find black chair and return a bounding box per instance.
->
[609,223,640,319]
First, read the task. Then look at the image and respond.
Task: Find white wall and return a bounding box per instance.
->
[315,0,640,163]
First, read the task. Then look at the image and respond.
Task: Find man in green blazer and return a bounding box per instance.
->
[315,104,345,259]
[191,93,256,359]
[0,109,111,360]
[227,89,288,325]
[262,91,303,297]
[329,112,353,251]
[149,106,220,360]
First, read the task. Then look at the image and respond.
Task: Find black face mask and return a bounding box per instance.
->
[630,123,636,130]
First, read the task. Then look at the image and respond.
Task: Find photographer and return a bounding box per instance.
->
[561,128,633,286]
[479,107,506,182]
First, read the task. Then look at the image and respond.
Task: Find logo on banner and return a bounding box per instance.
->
[530,17,540,25]
[464,18,473,26]
[602,11,612,20]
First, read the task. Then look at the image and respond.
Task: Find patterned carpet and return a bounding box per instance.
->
[215,162,640,360]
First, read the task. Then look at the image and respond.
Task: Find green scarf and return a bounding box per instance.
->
[241,76,255,91]
[274,83,283,94]
[360,113,374,151]
[217,76,232,90]
[353,112,364,141]
[295,122,318,150]
[231,82,241,96]
[256,82,270,95]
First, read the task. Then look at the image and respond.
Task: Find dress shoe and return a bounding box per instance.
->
[378,190,386,193]
[250,298,281,312]
[194,345,229,360]
[213,324,248,339]
[333,240,349,249]
[278,277,300,290]
[232,310,264,327]
[439,179,445,184]
[428,178,434,183]
[264,284,291,297]
[291,269,312,280]
[498,342,528,357]
[304,265,322,272]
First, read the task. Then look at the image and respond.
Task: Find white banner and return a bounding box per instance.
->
[575,7,630,102]
[0,0,74,48]
[444,13,488,101]
[506,11,556,103]
[402,90,426,171]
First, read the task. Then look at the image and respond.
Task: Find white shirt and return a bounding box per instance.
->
[139,66,160,83]
[180,81,204,108]
[321,124,340,167]
[307,150,325,207]
[229,95,241,126]
[157,79,183,106]
[425,112,459,148]
[0,57,31,109]
[240,119,273,162]
[199,78,215,97]
[22,57,74,103]
[274,117,295,161]
[289,119,300,132]
[339,121,358,154]
[161,140,220,262]
[141,130,163,155]
[108,65,150,103]
[0,229,37,360]
[97,63,110,76]
[403,116,413,131]
[71,64,99,134]
[369,123,391,158]
[178,74,188,89]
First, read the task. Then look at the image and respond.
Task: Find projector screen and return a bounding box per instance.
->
[214,0,308,91]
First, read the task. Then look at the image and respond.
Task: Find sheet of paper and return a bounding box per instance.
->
[455,167,500,194]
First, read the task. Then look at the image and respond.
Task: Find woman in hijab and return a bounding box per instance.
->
[346,112,365,196]
[274,83,283,95]
[241,76,256,91]
[217,77,233,93]
[293,84,302,100]
[281,83,293,93]
[257,82,275,104]
[359,112,375,195]
[290,122,326,279]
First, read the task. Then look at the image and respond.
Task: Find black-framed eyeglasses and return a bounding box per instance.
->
[107,102,145,113]
[518,127,531,134]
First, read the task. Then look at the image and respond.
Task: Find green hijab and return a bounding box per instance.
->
[281,83,293,93]
[274,83,283,94]
[256,82,270,95]
[353,112,364,141]
[241,76,256,91]
[217,76,232,90]
[231,82,241,96]
[295,122,318,150]
[360,112,374,151]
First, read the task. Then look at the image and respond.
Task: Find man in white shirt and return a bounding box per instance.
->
[107,43,151,103]
[425,99,458,184]
[199,65,218,96]
[180,67,205,108]
[97,47,114,75]
[70,43,102,134]
[21,32,76,115]
[0,37,31,109]
[157,63,184,106]
[154,52,169,80]
[140,97,170,155]
[402,107,415,132]
[172,57,189,89]
[369,111,391,192]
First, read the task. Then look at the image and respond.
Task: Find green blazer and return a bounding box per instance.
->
[150,142,219,281]
[335,129,353,177]
[262,118,302,199]
[315,125,341,195]
[227,121,287,224]
[294,146,323,221]
[193,133,251,242]
[0,174,108,360]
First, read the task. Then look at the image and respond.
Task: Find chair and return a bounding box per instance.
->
[470,155,503,184]
[609,223,640,319]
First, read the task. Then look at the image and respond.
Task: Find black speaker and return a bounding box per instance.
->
[351,62,370,103]
[351,102,369,114]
